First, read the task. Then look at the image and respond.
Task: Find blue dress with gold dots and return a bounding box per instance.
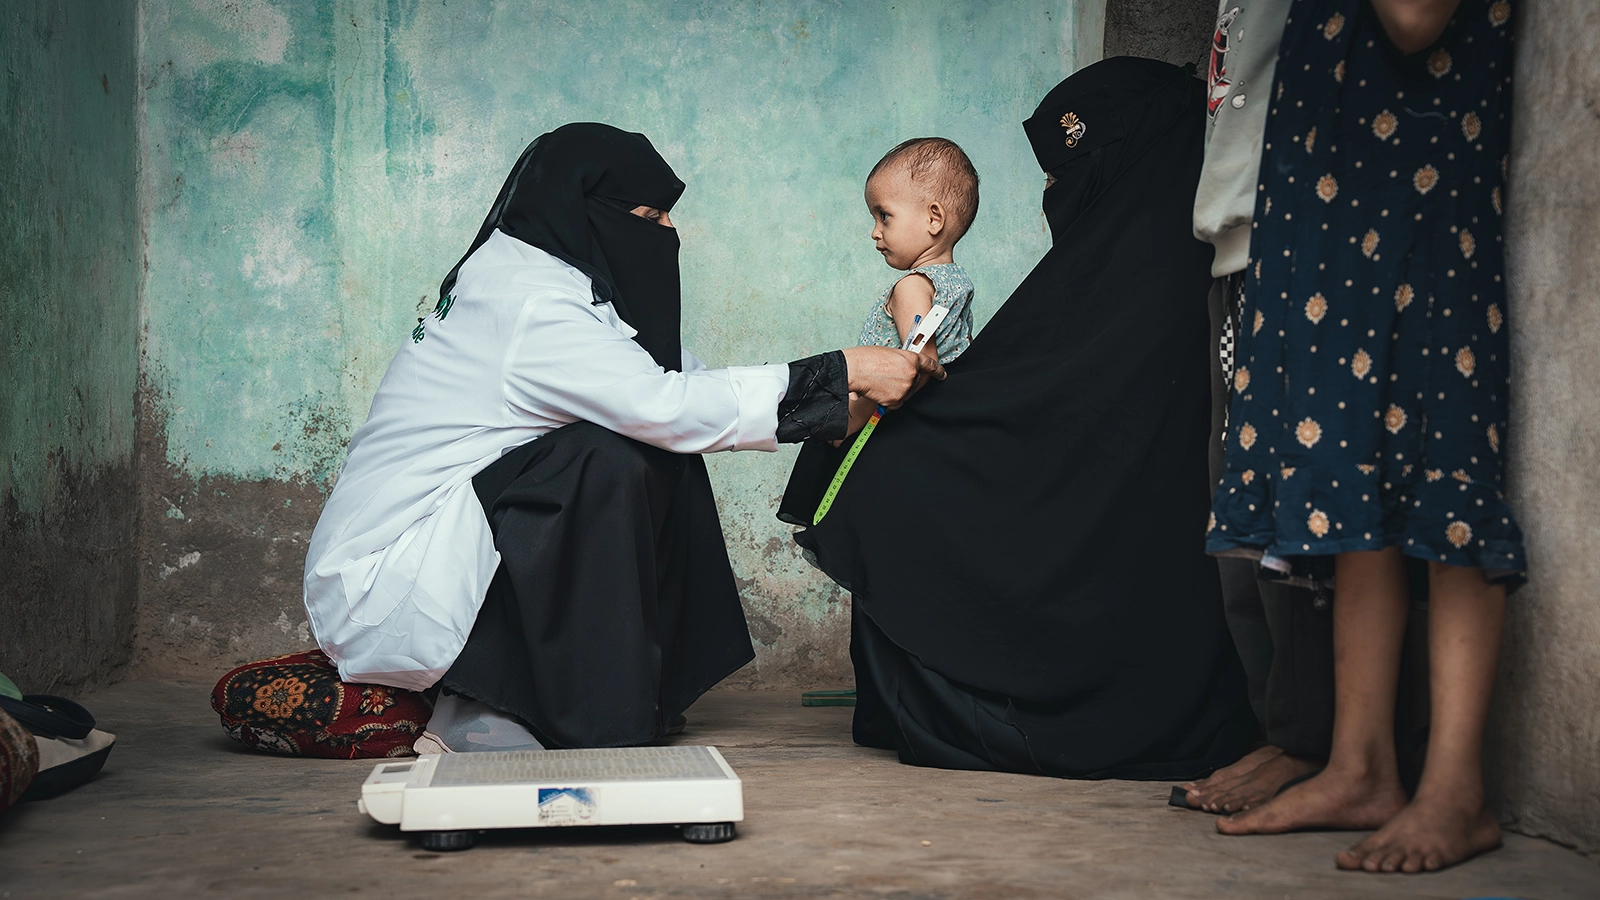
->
[1207,0,1525,587]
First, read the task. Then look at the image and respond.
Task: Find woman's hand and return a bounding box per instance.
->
[841,345,946,410]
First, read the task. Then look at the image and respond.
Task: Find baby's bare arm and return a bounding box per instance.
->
[886,274,936,345]
[887,273,942,368]
[829,276,940,446]
[843,393,877,438]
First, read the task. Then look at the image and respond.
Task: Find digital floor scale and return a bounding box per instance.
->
[360,746,744,851]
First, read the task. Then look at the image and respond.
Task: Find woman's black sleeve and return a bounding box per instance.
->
[776,351,850,443]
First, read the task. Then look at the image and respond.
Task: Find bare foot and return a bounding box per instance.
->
[1182,746,1321,813]
[1184,745,1280,793]
[1216,766,1407,835]
[1336,796,1501,873]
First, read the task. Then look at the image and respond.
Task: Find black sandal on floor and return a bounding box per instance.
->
[0,694,116,801]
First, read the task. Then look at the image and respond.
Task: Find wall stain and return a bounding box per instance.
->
[1,459,138,692]
[133,380,321,679]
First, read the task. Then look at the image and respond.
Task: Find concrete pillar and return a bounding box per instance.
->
[1489,0,1600,855]
[1103,0,1215,73]
[0,1,141,691]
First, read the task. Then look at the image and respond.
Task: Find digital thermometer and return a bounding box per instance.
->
[901,304,949,357]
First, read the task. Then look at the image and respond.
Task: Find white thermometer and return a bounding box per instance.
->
[902,304,950,354]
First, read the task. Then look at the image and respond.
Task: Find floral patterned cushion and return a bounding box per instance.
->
[0,705,38,813]
[210,649,430,759]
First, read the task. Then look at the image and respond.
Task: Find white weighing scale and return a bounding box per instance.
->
[360,745,744,851]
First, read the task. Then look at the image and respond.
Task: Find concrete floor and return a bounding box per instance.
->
[0,683,1595,900]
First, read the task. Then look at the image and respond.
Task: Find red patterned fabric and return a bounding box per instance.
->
[210,649,430,759]
[0,706,38,812]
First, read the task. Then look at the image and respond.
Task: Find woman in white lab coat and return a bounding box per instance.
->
[303,123,940,751]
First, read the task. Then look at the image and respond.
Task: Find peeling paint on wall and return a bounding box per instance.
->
[136,0,1103,681]
[134,382,322,676]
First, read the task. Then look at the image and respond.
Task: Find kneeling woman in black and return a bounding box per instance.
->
[780,58,1255,779]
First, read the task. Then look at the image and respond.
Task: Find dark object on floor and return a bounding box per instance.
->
[0,693,94,738]
[211,649,431,759]
[0,693,116,801]
[801,689,857,707]
[1167,785,1200,810]
[26,731,116,801]
[681,822,737,843]
[0,706,38,813]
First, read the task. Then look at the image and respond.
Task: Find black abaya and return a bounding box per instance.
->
[444,423,753,749]
[780,58,1255,779]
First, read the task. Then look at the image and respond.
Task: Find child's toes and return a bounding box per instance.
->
[1364,846,1399,872]
[1339,837,1382,870]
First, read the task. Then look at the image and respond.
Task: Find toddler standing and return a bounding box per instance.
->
[849,138,979,432]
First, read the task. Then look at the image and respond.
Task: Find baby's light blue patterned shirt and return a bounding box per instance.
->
[856,263,975,364]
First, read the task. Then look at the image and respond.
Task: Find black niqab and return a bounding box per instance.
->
[779,58,1251,778]
[440,123,687,371]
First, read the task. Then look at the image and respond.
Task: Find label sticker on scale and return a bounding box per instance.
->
[538,787,599,825]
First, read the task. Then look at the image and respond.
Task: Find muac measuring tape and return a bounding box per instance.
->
[812,305,949,525]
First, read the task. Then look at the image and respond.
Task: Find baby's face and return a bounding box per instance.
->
[865,169,937,271]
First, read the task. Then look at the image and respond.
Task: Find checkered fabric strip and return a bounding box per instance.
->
[1219,271,1243,384]
[1220,315,1235,384]
[1219,272,1244,436]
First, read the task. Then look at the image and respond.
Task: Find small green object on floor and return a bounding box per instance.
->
[800,690,856,707]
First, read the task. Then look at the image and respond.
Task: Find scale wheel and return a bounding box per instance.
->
[419,829,480,852]
[680,822,737,844]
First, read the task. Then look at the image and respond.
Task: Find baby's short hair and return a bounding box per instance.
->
[867,137,981,241]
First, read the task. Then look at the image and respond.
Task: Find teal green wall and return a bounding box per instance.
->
[2,0,140,516]
[139,0,1102,681]
[1,0,141,689]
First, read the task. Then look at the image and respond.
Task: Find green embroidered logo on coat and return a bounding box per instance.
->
[411,294,456,343]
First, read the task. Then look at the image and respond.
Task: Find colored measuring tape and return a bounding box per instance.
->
[812,405,883,525]
[811,305,950,526]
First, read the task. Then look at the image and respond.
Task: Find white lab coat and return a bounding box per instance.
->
[303,230,789,690]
